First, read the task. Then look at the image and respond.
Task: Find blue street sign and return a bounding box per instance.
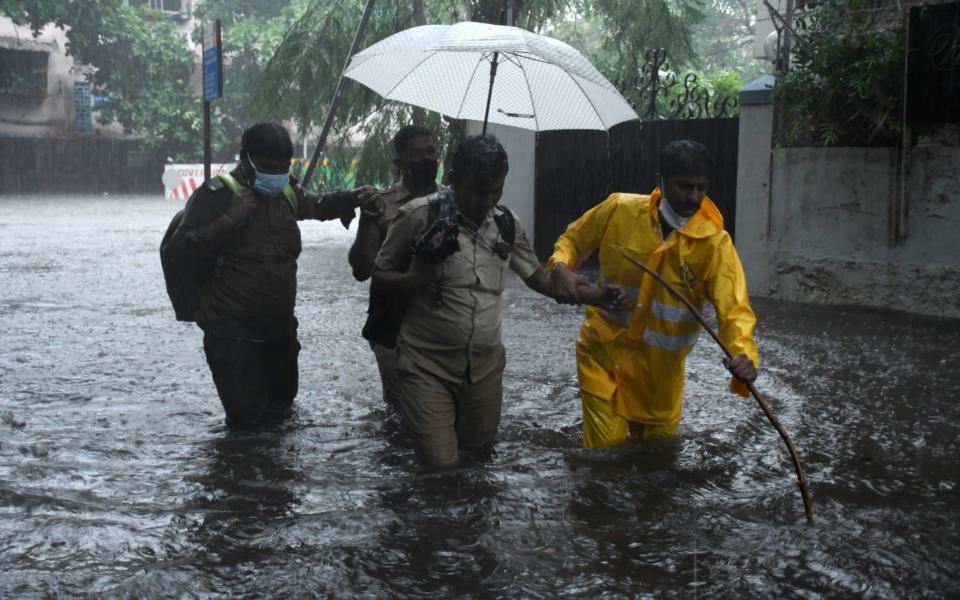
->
[203,21,222,101]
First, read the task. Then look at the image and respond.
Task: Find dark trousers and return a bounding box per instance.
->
[202,333,301,428]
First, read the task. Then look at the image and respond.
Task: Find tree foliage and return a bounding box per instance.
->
[690,0,763,80]
[0,0,62,33]
[777,0,904,146]
[543,8,745,120]
[74,4,210,160]
[192,0,310,158]
[582,0,704,96]
[253,0,482,187]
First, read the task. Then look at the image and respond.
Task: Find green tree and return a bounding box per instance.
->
[73,4,212,161]
[0,0,62,33]
[547,9,743,119]
[690,0,765,80]
[581,0,704,102]
[192,0,310,159]
[252,0,473,187]
[777,1,904,146]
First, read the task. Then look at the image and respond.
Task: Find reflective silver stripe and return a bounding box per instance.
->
[643,328,700,351]
[650,301,698,324]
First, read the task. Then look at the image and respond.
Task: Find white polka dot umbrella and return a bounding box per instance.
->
[344,21,639,132]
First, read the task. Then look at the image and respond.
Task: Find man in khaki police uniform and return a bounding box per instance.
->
[371,135,617,468]
[349,125,440,405]
[373,136,622,467]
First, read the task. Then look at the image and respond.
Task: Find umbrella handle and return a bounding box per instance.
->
[617,249,814,523]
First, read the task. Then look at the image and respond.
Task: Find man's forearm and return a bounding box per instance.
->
[546,261,586,305]
[526,266,612,308]
[306,190,358,221]
[573,283,606,307]
[348,218,382,281]
[524,267,556,298]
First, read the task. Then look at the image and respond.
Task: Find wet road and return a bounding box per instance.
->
[1,194,959,598]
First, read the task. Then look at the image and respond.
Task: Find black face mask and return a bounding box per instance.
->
[404,157,439,187]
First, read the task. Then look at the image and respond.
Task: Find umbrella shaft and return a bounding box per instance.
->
[482,52,500,136]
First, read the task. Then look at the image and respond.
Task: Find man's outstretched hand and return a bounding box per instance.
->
[724,354,757,384]
[333,186,377,228]
[597,284,630,312]
[357,186,383,218]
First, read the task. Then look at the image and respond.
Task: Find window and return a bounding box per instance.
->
[74,82,93,132]
[125,0,188,16]
[153,0,182,12]
[0,48,48,95]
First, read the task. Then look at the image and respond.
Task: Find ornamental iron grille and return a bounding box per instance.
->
[618,48,739,120]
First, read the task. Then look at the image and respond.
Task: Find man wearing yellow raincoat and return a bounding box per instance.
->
[549,140,759,448]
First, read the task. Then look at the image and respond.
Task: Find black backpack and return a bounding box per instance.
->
[362,191,516,348]
[159,174,239,321]
[160,210,198,322]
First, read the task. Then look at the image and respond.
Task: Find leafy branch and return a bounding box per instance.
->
[776,0,904,146]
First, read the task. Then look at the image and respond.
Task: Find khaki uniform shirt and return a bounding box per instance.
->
[352,182,426,274]
[373,183,415,237]
[375,195,541,383]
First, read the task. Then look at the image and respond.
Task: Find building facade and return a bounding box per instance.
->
[0,2,198,140]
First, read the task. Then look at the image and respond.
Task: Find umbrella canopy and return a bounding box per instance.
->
[344,22,638,132]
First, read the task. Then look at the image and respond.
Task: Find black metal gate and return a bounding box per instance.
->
[533,117,740,261]
[532,49,741,261]
[613,117,740,238]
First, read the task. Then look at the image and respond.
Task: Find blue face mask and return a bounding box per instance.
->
[249,155,289,196]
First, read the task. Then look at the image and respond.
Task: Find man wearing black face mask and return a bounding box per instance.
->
[166,122,372,428]
[350,125,440,406]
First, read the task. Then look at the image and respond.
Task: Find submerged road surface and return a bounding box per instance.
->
[1,194,958,597]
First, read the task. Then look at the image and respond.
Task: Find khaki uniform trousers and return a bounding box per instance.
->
[396,350,505,468]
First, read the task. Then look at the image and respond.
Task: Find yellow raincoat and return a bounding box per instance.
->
[549,189,758,445]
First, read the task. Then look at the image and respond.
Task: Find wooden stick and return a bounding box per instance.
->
[618,249,814,522]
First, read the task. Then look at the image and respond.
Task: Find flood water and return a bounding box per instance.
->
[1,194,958,598]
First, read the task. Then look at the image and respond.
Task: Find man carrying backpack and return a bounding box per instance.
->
[349,124,441,406]
[163,122,371,429]
[372,135,621,468]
